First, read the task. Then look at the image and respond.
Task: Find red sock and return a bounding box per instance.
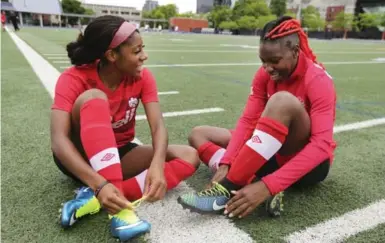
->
[226,117,288,186]
[197,142,226,172]
[80,98,123,192]
[122,158,196,201]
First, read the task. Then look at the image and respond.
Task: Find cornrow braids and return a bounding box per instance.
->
[260,16,324,69]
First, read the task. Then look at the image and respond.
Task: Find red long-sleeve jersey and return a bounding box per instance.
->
[220,51,337,195]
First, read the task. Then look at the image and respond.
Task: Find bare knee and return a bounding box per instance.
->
[168,145,200,169]
[262,91,303,126]
[188,125,211,148]
[72,89,108,127]
[75,89,107,106]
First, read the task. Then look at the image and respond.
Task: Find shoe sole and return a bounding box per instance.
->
[177,197,225,215]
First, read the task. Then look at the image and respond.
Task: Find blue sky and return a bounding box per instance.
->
[82,0,197,13]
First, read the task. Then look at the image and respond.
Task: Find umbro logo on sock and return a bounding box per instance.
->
[101,153,116,162]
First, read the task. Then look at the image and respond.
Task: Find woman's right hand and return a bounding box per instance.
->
[96,183,132,215]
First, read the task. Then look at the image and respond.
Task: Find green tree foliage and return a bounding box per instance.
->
[219,21,238,30]
[270,0,286,17]
[301,6,325,31]
[208,5,232,28]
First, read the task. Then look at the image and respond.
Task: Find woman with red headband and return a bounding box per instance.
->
[177,16,337,218]
[51,15,199,241]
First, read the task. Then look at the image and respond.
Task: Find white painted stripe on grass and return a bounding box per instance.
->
[47,56,68,59]
[53,60,70,64]
[8,29,253,243]
[7,28,57,98]
[158,91,179,95]
[136,108,224,121]
[285,199,385,243]
[334,118,385,133]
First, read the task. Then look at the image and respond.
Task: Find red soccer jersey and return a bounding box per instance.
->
[52,65,159,147]
[220,51,337,194]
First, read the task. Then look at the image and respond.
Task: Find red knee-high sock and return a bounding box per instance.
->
[80,98,123,192]
[122,159,196,201]
[226,117,288,186]
[197,142,226,172]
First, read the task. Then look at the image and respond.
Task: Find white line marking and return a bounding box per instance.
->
[58,60,385,70]
[158,91,179,95]
[53,60,70,64]
[373,57,385,62]
[334,118,385,133]
[136,108,224,120]
[285,199,385,243]
[47,56,68,59]
[9,28,385,243]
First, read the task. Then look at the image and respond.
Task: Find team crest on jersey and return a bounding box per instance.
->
[112,97,139,129]
[128,97,139,108]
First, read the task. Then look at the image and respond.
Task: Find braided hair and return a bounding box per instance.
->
[260,16,324,69]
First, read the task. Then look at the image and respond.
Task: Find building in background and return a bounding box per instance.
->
[142,0,159,12]
[286,0,356,20]
[196,0,235,14]
[80,0,141,21]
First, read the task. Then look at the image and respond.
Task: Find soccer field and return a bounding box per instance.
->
[2,27,385,243]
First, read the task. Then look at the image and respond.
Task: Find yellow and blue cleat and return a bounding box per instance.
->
[59,187,101,228]
[177,182,231,214]
[110,206,151,241]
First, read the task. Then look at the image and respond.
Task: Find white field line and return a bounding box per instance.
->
[285,199,385,243]
[158,91,179,95]
[334,118,385,133]
[136,108,224,121]
[58,60,385,70]
[9,29,385,243]
[8,29,251,243]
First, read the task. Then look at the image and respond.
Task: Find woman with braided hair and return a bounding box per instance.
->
[178,16,337,218]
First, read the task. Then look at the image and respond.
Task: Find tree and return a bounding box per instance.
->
[380,13,385,40]
[256,14,277,29]
[232,0,270,21]
[301,6,324,31]
[208,5,232,29]
[270,0,286,17]
[62,0,86,26]
[237,16,258,30]
[357,13,378,30]
[219,21,238,30]
[332,12,356,39]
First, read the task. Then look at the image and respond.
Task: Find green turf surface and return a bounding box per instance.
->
[2,27,385,242]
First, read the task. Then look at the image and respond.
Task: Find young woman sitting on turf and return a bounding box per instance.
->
[50,15,200,241]
[177,16,337,218]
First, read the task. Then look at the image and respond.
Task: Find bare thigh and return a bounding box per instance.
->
[188,126,232,149]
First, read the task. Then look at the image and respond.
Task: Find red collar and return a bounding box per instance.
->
[286,51,307,83]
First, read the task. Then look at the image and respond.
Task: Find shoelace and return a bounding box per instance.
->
[129,196,147,209]
[197,182,230,198]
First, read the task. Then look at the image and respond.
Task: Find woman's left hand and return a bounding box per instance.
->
[225,181,271,218]
[143,162,167,202]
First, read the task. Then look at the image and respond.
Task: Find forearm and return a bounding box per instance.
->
[150,121,168,165]
[51,136,105,190]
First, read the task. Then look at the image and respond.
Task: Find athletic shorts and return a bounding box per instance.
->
[256,156,330,188]
[53,141,139,183]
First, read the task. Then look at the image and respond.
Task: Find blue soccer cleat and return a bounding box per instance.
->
[177,182,231,214]
[59,187,101,228]
[110,203,151,241]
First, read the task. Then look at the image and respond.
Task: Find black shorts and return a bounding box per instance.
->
[255,156,330,188]
[53,141,139,183]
